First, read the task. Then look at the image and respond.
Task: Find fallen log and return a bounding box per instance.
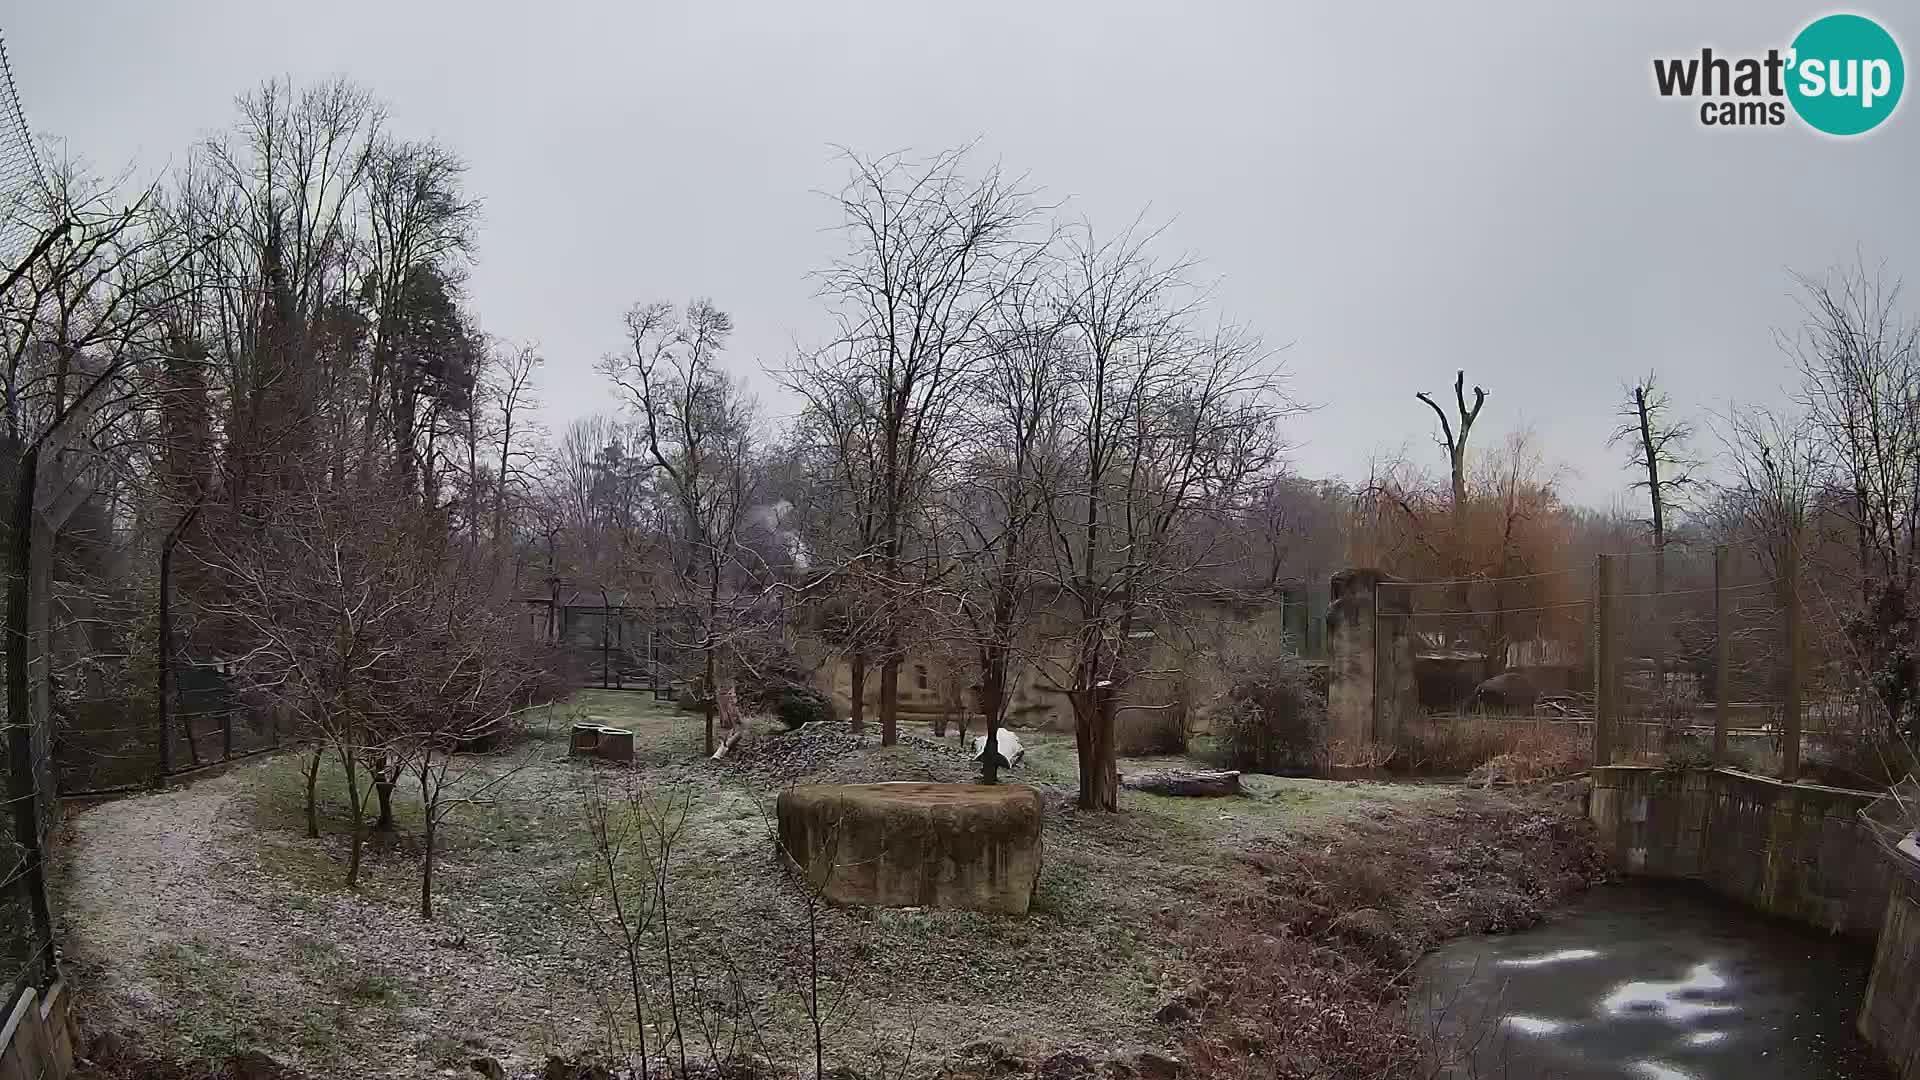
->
[1122,768,1242,797]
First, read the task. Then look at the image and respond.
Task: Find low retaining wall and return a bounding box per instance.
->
[1587,765,1891,935]
[0,981,75,1080]
[1861,865,1920,1079]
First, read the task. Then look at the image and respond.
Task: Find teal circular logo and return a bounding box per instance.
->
[1788,14,1904,135]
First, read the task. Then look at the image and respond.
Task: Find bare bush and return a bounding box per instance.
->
[1173,794,1604,1079]
[1213,664,1324,774]
[1398,717,1588,781]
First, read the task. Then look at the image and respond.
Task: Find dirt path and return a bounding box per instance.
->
[57,754,595,1079]
[59,770,238,1025]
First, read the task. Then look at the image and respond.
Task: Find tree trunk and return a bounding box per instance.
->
[1449,445,1471,617]
[422,813,436,919]
[879,655,900,747]
[343,748,367,888]
[1637,386,1674,736]
[703,645,716,757]
[1071,688,1118,811]
[420,761,437,920]
[373,753,397,832]
[158,529,175,778]
[978,648,1007,785]
[304,745,323,839]
[179,713,201,768]
[848,652,867,733]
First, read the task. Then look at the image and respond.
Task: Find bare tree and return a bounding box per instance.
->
[800,146,1047,746]
[1416,370,1488,520]
[1609,372,1696,721]
[362,135,476,491]
[1034,223,1290,810]
[1416,370,1488,610]
[193,479,430,887]
[785,368,885,733]
[599,300,762,756]
[1786,260,1920,738]
[941,286,1068,782]
[487,340,543,586]
[1611,373,1697,559]
[198,78,383,509]
[401,583,546,919]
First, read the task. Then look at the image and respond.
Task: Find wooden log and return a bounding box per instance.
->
[1121,769,1242,797]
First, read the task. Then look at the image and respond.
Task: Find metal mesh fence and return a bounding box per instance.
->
[54,660,288,796]
[1374,540,1879,780]
[0,25,54,1012]
[0,33,42,265]
[555,604,678,697]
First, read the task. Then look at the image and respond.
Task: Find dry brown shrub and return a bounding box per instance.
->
[1397,716,1588,778]
[1171,793,1606,1079]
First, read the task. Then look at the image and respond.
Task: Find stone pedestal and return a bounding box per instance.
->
[776,782,1043,914]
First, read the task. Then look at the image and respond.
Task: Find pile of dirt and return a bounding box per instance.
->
[1164,790,1608,1079]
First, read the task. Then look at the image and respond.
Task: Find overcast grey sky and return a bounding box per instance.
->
[7,1,1915,508]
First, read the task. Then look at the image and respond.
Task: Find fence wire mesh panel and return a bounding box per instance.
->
[1372,567,1594,775]
[1602,545,1778,763]
[556,604,677,696]
[56,661,282,796]
[1365,540,1876,780]
[0,25,55,1012]
[1595,542,1872,776]
[0,33,42,262]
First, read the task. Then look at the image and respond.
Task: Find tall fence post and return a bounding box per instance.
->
[1594,553,1615,766]
[1369,591,1381,744]
[1713,544,1730,766]
[1781,532,1803,782]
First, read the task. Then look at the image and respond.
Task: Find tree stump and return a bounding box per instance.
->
[569,724,635,763]
[776,782,1044,914]
[1121,769,1242,797]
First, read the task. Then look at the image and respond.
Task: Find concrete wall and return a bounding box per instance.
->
[1588,765,1892,935]
[818,598,1293,736]
[1326,569,1414,750]
[1861,866,1920,1079]
[0,982,75,1080]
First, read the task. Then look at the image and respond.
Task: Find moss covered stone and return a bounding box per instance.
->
[776,782,1044,914]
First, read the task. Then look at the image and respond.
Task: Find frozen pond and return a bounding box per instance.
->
[1415,882,1889,1079]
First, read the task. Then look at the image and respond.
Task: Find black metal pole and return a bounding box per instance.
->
[6,445,55,986]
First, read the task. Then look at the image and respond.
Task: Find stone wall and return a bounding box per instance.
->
[0,981,75,1080]
[1588,765,1891,935]
[1326,569,1414,750]
[1861,865,1920,1079]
